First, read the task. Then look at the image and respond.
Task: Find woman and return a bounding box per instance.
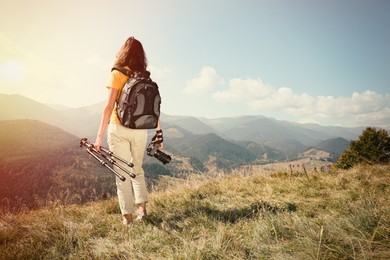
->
[94,37,163,225]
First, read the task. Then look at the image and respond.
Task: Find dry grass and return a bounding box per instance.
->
[1,164,389,259]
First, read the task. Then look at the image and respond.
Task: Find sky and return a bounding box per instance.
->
[1,0,389,128]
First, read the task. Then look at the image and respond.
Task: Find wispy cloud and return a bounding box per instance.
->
[184,67,224,95]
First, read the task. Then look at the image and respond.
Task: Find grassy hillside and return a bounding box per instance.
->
[1,164,389,259]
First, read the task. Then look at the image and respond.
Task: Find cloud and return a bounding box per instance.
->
[212,75,390,128]
[184,67,224,95]
[212,78,273,102]
[149,65,174,81]
[213,79,316,112]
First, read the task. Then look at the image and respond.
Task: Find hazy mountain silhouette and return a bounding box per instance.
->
[0,93,358,166]
[0,94,75,134]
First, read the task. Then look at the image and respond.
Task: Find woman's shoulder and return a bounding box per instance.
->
[111,66,131,78]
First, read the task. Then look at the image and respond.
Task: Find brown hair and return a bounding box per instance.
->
[114,37,148,71]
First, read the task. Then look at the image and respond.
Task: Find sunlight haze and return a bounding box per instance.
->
[1,0,389,128]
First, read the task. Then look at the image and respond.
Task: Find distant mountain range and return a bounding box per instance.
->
[1,93,368,172]
[162,114,364,146]
[2,93,373,209]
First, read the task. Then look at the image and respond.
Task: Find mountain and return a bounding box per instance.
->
[58,101,105,138]
[166,114,361,146]
[0,94,76,134]
[0,94,107,139]
[0,94,364,171]
[0,119,208,210]
[263,138,308,160]
[234,140,286,162]
[0,120,117,210]
[174,133,257,170]
[223,117,327,146]
[1,119,350,212]
[0,94,363,144]
[0,94,362,212]
[155,126,261,171]
[160,114,217,135]
[0,93,359,211]
[313,137,350,161]
[298,123,365,141]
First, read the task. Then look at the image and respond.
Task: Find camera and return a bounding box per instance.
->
[146,142,171,164]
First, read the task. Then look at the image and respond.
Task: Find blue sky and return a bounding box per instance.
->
[1,0,389,128]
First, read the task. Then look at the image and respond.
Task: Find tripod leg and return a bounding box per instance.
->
[98,153,136,178]
[101,147,134,167]
[111,161,136,178]
[86,149,126,181]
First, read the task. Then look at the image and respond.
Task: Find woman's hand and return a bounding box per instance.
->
[152,129,164,150]
[94,139,102,152]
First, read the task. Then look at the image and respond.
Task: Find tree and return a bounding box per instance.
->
[336,127,390,169]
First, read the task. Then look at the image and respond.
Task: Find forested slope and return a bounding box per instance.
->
[0,120,117,210]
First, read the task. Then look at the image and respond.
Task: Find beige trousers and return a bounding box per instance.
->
[107,123,148,215]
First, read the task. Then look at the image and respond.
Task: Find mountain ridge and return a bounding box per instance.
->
[1,93,356,166]
[0,93,366,142]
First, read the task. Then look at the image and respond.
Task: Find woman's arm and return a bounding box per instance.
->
[155,119,164,150]
[94,88,118,151]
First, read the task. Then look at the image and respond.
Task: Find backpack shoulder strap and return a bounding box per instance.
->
[112,67,152,79]
[111,66,134,78]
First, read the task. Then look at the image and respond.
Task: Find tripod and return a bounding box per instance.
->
[79,138,135,181]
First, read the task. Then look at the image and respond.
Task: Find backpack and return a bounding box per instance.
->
[112,66,161,129]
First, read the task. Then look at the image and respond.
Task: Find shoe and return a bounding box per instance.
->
[122,215,133,225]
[122,219,133,226]
[136,214,147,222]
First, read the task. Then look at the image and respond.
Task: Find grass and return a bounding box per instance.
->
[1,164,389,259]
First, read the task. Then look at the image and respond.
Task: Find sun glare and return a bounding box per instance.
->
[0,60,25,84]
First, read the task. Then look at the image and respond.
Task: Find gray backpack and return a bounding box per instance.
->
[112,67,161,129]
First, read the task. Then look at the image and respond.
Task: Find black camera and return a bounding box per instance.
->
[146,142,171,165]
